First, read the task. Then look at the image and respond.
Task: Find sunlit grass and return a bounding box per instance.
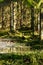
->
[0,50,43,65]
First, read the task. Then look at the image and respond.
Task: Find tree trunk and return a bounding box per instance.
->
[20,0,22,28]
[31,6,34,36]
[2,6,4,29]
[16,1,19,29]
[40,9,41,40]
[10,1,14,32]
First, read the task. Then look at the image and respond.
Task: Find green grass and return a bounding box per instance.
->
[0,51,43,65]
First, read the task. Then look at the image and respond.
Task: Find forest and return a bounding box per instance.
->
[0,0,43,65]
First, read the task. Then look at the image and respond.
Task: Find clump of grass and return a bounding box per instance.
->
[0,51,43,65]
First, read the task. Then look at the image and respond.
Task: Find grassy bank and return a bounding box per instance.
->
[0,51,43,65]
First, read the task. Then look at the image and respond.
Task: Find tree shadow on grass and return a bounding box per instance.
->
[0,29,43,50]
[26,38,43,50]
[11,36,26,43]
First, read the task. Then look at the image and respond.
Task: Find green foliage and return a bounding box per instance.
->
[0,0,4,2]
[25,0,40,7]
[24,0,33,7]
[27,0,33,6]
[33,0,40,3]
[0,52,43,65]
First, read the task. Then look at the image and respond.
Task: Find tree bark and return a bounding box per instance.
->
[40,9,41,40]
[2,6,4,29]
[20,0,22,28]
[10,1,14,32]
[31,6,34,36]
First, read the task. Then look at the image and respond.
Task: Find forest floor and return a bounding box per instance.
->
[0,28,43,51]
[0,29,43,64]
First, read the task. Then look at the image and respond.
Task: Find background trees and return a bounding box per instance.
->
[0,0,43,40]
